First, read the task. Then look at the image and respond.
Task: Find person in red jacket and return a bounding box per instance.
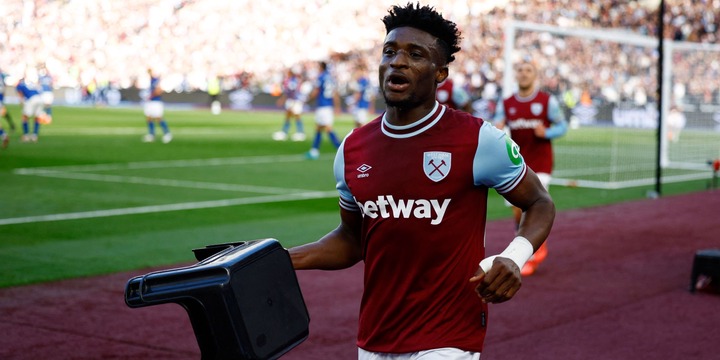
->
[494,59,568,276]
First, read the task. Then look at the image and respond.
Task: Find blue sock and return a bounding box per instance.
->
[0,129,5,137]
[23,121,29,135]
[33,121,40,135]
[159,120,170,134]
[312,131,322,149]
[296,119,304,133]
[45,107,52,116]
[329,131,340,148]
[147,121,155,135]
[282,120,291,133]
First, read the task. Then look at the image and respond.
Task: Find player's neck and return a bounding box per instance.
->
[517,85,536,98]
[385,102,437,126]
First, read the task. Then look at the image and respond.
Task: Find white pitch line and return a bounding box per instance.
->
[13,154,314,174]
[20,170,314,194]
[0,191,339,226]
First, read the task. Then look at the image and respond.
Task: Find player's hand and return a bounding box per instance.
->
[534,125,547,138]
[469,257,522,304]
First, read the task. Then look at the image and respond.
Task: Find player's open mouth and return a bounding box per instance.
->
[385,73,410,92]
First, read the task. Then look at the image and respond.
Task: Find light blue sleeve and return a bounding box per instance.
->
[452,85,471,107]
[544,95,568,139]
[492,100,505,124]
[334,135,360,212]
[473,121,527,194]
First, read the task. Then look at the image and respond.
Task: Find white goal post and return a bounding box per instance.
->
[502,20,720,189]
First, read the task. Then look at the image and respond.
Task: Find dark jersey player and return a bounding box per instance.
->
[289,4,555,359]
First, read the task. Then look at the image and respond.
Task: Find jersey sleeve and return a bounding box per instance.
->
[492,100,506,124]
[452,85,471,107]
[334,135,360,212]
[544,95,568,139]
[473,121,527,194]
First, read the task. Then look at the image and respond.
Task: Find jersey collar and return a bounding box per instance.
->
[381,101,446,139]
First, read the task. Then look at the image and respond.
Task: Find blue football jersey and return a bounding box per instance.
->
[149,77,162,101]
[39,74,53,92]
[316,70,335,107]
[16,80,40,99]
[356,76,373,109]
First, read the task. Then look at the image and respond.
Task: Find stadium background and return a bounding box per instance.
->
[1,0,719,359]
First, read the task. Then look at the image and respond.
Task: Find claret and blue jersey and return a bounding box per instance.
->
[332,102,526,353]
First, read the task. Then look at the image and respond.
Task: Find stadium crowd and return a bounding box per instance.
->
[1,0,719,108]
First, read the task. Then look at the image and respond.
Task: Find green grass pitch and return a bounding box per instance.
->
[0,104,709,288]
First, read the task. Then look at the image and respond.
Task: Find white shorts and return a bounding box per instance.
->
[359,347,480,360]
[41,91,54,106]
[315,106,334,127]
[22,95,45,117]
[505,172,551,207]
[354,108,369,125]
[144,100,164,119]
[285,99,304,116]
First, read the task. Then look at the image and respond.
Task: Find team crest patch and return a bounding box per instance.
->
[424,151,451,182]
[531,103,544,116]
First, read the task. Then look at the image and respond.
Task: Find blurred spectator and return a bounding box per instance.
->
[0,0,716,109]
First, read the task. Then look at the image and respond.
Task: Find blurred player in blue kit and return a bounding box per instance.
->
[142,68,172,144]
[349,65,375,128]
[0,71,13,148]
[16,77,46,143]
[306,61,341,160]
[273,66,306,141]
[0,70,16,138]
[38,66,54,122]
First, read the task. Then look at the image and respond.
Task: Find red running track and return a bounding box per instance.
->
[1,190,719,359]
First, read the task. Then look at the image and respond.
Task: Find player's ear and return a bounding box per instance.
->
[436,66,448,84]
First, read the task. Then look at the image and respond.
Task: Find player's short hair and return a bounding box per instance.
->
[517,55,538,70]
[382,2,462,65]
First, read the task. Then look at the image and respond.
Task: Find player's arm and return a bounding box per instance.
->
[152,85,164,98]
[16,86,25,103]
[289,208,363,270]
[368,90,376,115]
[306,86,319,104]
[472,168,554,304]
[469,122,555,303]
[333,89,342,114]
[275,92,287,107]
[289,137,363,269]
[535,95,568,139]
[492,100,506,130]
[502,168,555,251]
[471,168,554,304]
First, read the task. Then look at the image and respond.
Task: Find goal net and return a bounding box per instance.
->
[502,20,720,189]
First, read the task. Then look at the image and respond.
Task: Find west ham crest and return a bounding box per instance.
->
[531,102,544,116]
[424,151,451,182]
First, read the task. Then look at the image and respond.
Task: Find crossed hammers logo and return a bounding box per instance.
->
[428,159,447,177]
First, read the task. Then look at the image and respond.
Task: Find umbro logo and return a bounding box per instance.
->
[357,164,372,178]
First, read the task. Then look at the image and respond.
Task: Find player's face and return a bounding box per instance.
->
[516,62,537,91]
[379,27,445,109]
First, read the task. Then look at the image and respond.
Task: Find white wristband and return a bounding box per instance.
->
[479,236,535,273]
